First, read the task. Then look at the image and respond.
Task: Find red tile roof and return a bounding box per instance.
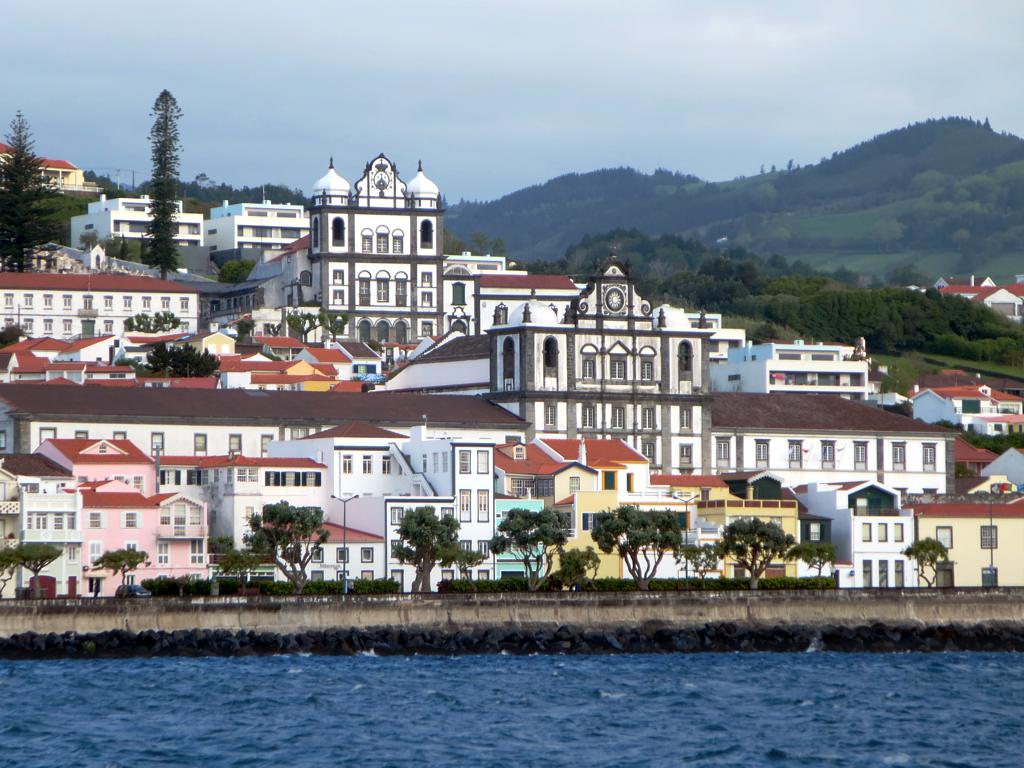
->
[305,421,406,440]
[331,381,365,393]
[279,235,310,254]
[0,143,79,171]
[126,333,190,345]
[45,438,153,465]
[920,385,1023,403]
[543,438,647,465]
[321,522,383,543]
[64,335,115,351]
[253,335,308,349]
[304,348,347,363]
[914,503,1024,518]
[0,273,196,293]
[954,437,998,464]
[479,274,578,290]
[495,443,575,476]
[650,473,728,488]
[79,490,170,508]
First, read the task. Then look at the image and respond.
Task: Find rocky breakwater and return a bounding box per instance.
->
[3,621,1024,658]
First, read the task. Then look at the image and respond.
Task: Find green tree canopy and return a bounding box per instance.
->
[0,111,58,271]
[124,312,181,333]
[216,548,265,587]
[245,501,329,594]
[788,542,837,577]
[393,506,464,593]
[0,547,20,597]
[489,507,568,591]
[590,505,682,590]
[217,259,255,283]
[555,546,600,590]
[719,519,796,589]
[12,542,62,598]
[95,548,150,591]
[676,543,721,584]
[904,538,949,587]
[146,342,219,377]
[145,90,183,279]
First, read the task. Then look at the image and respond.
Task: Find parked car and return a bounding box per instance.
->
[115,584,152,599]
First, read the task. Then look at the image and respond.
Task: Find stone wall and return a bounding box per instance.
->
[0,589,1023,638]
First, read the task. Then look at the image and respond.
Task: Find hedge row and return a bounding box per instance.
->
[141,578,400,597]
[435,576,836,593]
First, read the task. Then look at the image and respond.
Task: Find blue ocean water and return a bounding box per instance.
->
[0,652,1020,767]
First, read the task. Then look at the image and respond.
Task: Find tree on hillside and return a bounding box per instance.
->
[719,519,795,589]
[245,502,329,594]
[146,90,183,279]
[95,549,150,593]
[218,259,255,284]
[393,506,464,593]
[124,312,180,333]
[13,543,62,598]
[590,506,682,591]
[788,542,836,577]
[0,112,58,272]
[489,507,568,591]
[554,546,601,591]
[904,538,949,587]
[146,342,219,377]
[676,543,721,586]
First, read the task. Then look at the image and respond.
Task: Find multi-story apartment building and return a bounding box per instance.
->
[710,340,871,399]
[708,392,954,495]
[70,195,203,248]
[0,273,199,337]
[204,201,309,254]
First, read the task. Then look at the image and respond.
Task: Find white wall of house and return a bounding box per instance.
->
[205,201,309,253]
[71,196,202,248]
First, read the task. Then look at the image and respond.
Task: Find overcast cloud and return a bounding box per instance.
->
[3,1,1022,201]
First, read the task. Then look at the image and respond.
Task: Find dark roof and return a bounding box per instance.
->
[0,384,524,428]
[416,334,491,363]
[709,393,952,435]
[305,421,407,440]
[0,453,71,477]
[479,274,578,291]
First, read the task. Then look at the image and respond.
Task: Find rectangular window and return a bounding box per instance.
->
[142,296,151,310]
[862,559,872,588]
[854,441,868,471]
[358,280,370,306]
[89,541,102,565]
[878,523,888,543]
[641,407,656,430]
[641,441,655,461]
[194,434,207,455]
[362,455,373,474]
[43,294,53,309]
[611,407,625,430]
[544,404,557,427]
[361,547,373,563]
[161,297,170,310]
[382,455,392,474]
[640,360,654,381]
[809,522,822,542]
[478,540,490,557]
[459,490,472,522]
[75,430,88,439]
[981,525,998,549]
[362,234,372,253]
[892,442,906,471]
[458,450,471,474]
[157,542,169,565]
[376,233,388,254]
[894,560,904,588]
[190,540,204,565]
[261,434,273,456]
[982,567,998,587]
[477,490,489,522]
[610,358,626,380]
[788,440,803,469]
[476,450,489,474]
[602,470,616,490]
[103,295,113,310]
[755,440,769,468]
[679,407,692,431]
[679,444,693,468]
[342,455,352,474]
[124,511,139,529]
[229,434,242,454]
[821,441,835,469]
[878,560,889,588]
[390,507,404,525]
[715,439,730,468]
[392,236,403,254]
[581,405,595,429]
[569,475,581,494]
[862,522,872,542]
[376,279,389,302]
[923,442,937,471]
[66,545,79,564]
[936,526,953,549]
[894,523,904,543]
[582,357,596,380]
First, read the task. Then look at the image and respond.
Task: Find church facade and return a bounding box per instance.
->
[308,154,446,344]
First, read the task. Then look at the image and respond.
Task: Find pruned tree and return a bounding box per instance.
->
[719,519,795,589]
[124,312,180,333]
[235,318,255,341]
[393,506,463,593]
[286,310,347,343]
[489,507,568,591]
[676,543,721,586]
[95,548,150,593]
[0,546,20,597]
[789,541,837,577]
[590,505,683,591]
[146,90,183,279]
[245,501,329,594]
[555,546,600,590]
[13,542,62,598]
[452,546,486,579]
[904,538,949,587]
[216,548,265,588]
[0,111,57,272]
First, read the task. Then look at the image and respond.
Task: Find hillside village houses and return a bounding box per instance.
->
[911,383,1024,435]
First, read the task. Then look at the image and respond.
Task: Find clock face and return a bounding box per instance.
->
[605,287,625,312]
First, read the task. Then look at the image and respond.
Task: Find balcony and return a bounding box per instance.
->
[21,528,82,544]
[850,505,899,517]
[0,500,18,516]
[157,524,208,539]
[22,496,78,514]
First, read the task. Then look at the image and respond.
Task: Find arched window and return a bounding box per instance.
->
[299,270,312,287]
[375,320,390,343]
[502,337,515,382]
[678,341,693,382]
[358,320,372,343]
[375,270,390,303]
[420,219,434,248]
[451,319,467,334]
[311,216,320,250]
[543,336,559,374]
[395,321,408,344]
[331,217,345,246]
[392,230,404,254]
[360,229,373,253]
[451,281,466,306]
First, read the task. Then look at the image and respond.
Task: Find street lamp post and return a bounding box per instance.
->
[332,494,359,594]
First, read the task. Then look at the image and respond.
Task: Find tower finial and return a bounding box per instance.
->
[329,156,334,169]
[418,159,423,172]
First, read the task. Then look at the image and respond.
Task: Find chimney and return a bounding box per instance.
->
[970,275,975,286]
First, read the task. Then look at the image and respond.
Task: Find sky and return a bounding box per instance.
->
[3,1,1023,202]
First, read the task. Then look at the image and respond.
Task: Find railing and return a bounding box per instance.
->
[22,496,78,513]
[21,528,82,544]
[0,501,18,515]
[157,524,208,539]
[697,499,798,510]
[850,505,900,517]
[77,308,98,318]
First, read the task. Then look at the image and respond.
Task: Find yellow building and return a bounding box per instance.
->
[914,502,1024,587]
[0,142,99,193]
[953,474,1013,495]
[183,330,236,358]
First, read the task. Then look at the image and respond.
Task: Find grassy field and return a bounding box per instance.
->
[875,351,1024,395]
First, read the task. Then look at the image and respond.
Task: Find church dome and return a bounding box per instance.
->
[313,158,351,198]
[506,298,560,327]
[406,161,439,198]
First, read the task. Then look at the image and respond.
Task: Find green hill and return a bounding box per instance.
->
[446,117,1024,278]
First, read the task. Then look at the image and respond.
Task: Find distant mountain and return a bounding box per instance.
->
[446,118,1024,277]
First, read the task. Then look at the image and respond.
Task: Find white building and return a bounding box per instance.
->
[794,480,917,588]
[0,273,199,338]
[205,201,309,254]
[711,340,870,399]
[709,392,954,495]
[70,195,203,248]
[911,384,1024,435]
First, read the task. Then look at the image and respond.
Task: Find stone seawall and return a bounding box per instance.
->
[1,588,1023,638]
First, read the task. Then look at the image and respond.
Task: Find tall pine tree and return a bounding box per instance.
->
[146,90,183,279]
[0,112,57,272]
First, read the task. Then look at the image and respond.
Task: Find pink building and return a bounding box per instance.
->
[79,479,207,597]
[37,438,156,495]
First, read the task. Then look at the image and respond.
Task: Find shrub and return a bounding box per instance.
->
[760,576,836,590]
[586,578,638,591]
[584,576,836,591]
[437,578,529,593]
[141,577,242,596]
[301,580,346,595]
[257,581,296,596]
[351,579,400,595]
